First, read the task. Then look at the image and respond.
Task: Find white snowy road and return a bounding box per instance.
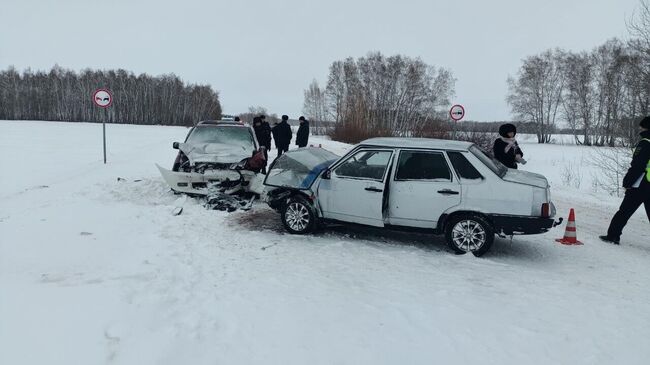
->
[1,121,649,365]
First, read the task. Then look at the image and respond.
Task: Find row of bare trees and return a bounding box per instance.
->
[303,52,455,143]
[0,65,221,126]
[507,1,650,146]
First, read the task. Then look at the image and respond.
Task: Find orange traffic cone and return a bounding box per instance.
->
[555,208,583,245]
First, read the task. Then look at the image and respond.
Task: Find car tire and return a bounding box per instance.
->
[444,214,494,257]
[281,196,317,234]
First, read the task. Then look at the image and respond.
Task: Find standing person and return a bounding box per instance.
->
[258,115,272,150]
[273,115,292,157]
[258,115,272,169]
[493,123,526,169]
[600,117,650,244]
[252,117,270,173]
[296,116,310,148]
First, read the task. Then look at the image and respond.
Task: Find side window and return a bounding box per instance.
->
[334,150,392,180]
[395,151,451,181]
[447,151,483,180]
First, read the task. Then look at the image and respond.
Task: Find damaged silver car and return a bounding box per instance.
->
[264,139,559,256]
[157,120,266,201]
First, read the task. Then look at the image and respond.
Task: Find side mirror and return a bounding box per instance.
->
[321,169,331,180]
[173,142,180,149]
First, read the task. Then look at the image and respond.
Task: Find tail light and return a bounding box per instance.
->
[541,203,550,218]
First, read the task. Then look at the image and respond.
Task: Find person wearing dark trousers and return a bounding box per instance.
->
[259,114,272,151]
[493,123,526,169]
[296,116,310,148]
[600,116,650,244]
[273,115,292,157]
[252,117,271,173]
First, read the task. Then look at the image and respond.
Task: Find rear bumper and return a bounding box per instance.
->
[489,214,555,235]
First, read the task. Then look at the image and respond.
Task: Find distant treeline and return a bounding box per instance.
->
[0,66,221,126]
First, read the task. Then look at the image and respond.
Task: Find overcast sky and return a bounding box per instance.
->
[0,0,641,121]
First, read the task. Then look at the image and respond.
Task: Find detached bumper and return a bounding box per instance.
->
[489,214,555,235]
[156,164,264,196]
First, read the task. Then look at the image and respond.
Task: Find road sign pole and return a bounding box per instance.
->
[103,108,107,164]
[93,88,113,164]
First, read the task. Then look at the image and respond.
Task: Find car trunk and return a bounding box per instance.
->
[502,168,549,188]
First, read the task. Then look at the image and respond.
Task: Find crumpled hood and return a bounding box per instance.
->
[179,142,253,165]
[502,169,549,188]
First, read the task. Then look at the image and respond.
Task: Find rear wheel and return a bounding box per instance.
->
[445,215,494,257]
[281,196,317,234]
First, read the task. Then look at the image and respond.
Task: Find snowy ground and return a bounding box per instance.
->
[1,120,649,365]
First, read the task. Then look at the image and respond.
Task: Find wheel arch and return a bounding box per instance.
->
[437,210,493,233]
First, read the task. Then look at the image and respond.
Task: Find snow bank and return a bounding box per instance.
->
[1,120,649,365]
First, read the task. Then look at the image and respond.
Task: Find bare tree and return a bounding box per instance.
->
[319,52,455,143]
[302,79,328,134]
[0,66,221,126]
[507,49,565,143]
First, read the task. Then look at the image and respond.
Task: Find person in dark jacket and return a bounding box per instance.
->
[296,116,310,148]
[252,117,271,172]
[258,115,272,150]
[493,123,526,169]
[600,117,650,244]
[272,115,292,157]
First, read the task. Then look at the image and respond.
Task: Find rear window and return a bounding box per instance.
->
[395,151,451,181]
[187,126,254,148]
[470,145,507,177]
[447,151,483,180]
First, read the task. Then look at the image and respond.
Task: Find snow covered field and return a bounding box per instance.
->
[1,120,649,365]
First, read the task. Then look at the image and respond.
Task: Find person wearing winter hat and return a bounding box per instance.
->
[296,116,310,148]
[493,123,526,169]
[600,116,650,244]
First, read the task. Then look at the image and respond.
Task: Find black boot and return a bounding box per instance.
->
[599,235,620,245]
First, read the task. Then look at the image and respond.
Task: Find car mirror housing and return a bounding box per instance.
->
[173,142,179,149]
[322,169,331,180]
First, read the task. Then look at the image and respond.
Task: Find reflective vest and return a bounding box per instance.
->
[645,138,650,182]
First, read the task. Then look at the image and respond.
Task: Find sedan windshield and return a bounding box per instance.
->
[469,145,507,178]
[187,126,254,149]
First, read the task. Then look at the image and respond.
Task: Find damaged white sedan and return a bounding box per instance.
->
[157,120,266,199]
[264,138,562,256]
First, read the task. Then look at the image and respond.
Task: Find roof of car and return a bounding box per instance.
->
[359,137,473,151]
[197,120,248,126]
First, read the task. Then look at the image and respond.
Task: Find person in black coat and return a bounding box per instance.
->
[600,117,650,244]
[493,123,526,169]
[257,115,271,151]
[296,116,310,148]
[272,115,292,157]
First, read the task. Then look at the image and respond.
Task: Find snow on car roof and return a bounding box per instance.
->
[197,120,247,126]
[359,137,473,150]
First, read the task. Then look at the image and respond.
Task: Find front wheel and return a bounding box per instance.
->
[445,215,494,257]
[281,196,317,234]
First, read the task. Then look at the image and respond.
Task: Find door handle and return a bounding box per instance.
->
[365,187,383,193]
[437,189,459,195]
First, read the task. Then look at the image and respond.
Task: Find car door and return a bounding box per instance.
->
[387,149,461,228]
[317,149,394,227]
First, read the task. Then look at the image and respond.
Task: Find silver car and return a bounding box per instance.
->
[264,138,560,256]
[157,120,263,196]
